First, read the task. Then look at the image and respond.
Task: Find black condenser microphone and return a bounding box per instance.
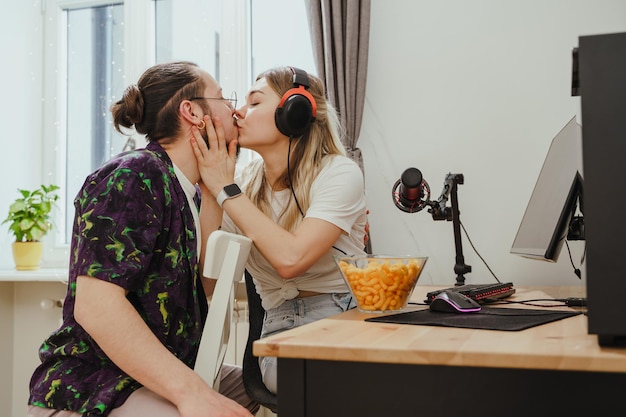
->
[392,167,431,213]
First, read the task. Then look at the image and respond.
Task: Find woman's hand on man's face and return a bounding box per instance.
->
[190,115,238,197]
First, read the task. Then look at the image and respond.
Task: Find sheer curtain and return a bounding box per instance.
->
[305,0,371,252]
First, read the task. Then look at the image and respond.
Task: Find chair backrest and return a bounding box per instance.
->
[243,270,278,412]
[195,230,252,389]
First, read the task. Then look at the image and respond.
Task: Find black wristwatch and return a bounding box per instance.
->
[216,183,242,207]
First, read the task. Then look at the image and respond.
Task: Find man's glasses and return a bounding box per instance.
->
[189,91,237,110]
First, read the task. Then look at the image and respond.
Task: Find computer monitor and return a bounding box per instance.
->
[577,31,626,346]
[510,116,583,262]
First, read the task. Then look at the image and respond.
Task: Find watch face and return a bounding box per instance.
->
[224,183,242,197]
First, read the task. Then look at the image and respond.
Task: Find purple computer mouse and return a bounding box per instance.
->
[430,291,482,313]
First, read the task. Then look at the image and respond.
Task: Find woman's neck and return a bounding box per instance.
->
[263,163,287,191]
[258,143,291,191]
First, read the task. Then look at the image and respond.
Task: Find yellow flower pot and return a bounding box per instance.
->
[12,241,43,271]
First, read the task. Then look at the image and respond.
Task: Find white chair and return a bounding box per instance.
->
[195,230,252,390]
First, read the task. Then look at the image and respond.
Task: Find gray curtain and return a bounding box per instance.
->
[305,0,372,253]
[305,0,370,173]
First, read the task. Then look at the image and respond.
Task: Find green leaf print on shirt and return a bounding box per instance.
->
[156,292,170,328]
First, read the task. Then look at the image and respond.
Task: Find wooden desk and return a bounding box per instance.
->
[253,286,626,417]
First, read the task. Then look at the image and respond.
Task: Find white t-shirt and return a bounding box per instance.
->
[173,163,201,256]
[222,155,368,310]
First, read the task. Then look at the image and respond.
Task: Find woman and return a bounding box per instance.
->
[191,66,368,393]
[27,61,257,417]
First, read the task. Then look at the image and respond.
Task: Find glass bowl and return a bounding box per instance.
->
[335,255,428,313]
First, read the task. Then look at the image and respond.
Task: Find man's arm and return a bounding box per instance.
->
[74,275,251,417]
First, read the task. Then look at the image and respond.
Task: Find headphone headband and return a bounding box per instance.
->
[291,67,310,89]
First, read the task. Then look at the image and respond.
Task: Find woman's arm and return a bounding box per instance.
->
[220,195,342,278]
[190,117,344,279]
[74,275,252,417]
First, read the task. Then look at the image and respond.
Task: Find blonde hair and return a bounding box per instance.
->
[245,67,346,232]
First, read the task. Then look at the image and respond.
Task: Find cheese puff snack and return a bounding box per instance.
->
[337,257,426,312]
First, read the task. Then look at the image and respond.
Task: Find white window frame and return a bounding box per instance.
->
[41,0,251,267]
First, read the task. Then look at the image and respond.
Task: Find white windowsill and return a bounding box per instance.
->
[0,268,69,283]
[0,269,249,308]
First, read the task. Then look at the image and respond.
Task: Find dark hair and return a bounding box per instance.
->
[111,61,206,143]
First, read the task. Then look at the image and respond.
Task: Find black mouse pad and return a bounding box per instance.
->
[364,307,582,331]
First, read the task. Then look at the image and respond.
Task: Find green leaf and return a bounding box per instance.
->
[3,184,60,242]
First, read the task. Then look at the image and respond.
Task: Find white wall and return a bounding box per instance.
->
[3,2,626,277]
[361,0,626,288]
[1,1,626,415]
[0,1,44,269]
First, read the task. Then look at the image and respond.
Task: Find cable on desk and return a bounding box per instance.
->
[487,297,587,309]
[561,297,587,307]
[407,301,429,306]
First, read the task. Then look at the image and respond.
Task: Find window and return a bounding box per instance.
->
[42,0,314,265]
[65,4,125,244]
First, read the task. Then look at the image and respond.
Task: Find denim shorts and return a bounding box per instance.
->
[260,292,354,339]
[259,292,354,393]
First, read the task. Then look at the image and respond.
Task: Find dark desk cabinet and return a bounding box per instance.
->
[278,358,626,417]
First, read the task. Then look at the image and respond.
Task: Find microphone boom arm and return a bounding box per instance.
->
[391,169,471,286]
[426,173,471,286]
[428,173,456,220]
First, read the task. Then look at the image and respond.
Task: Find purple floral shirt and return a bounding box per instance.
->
[28,142,207,416]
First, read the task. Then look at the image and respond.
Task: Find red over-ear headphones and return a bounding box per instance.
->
[275,67,317,137]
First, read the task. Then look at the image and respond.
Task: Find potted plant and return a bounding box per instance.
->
[2,184,59,270]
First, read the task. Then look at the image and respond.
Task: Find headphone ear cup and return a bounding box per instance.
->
[275,89,315,137]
